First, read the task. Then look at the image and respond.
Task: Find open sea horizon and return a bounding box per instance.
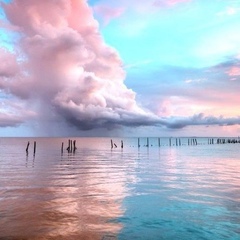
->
[0,137,240,239]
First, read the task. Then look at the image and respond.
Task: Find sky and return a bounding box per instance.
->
[0,0,240,137]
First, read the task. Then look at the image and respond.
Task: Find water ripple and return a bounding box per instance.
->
[0,137,240,239]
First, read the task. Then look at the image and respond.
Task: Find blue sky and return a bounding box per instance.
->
[91,0,240,66]
[0,0,240,136]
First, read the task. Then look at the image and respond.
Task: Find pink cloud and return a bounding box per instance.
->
[227,66,240,77]
[0,98,37,127]
[0,112,23,127]
[153,0,191,8]
[1,0,154,131]
[0,18,19,32]
[0,48,18,77]
[93,5,125,25]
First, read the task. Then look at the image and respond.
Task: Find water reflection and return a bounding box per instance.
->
[25,155,35,168]
[117,143,240,239]
[1,138,240,240]
[0,138,129,239]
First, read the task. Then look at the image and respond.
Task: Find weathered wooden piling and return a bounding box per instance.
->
[121,140,123,149]
[179,138,181,146]
[26,141,30,154]
[138,138,140,148]
[33,141,36,156]
[61,142,64,154]
[66,139,70,152]
[73,140,77,152]
[158,138,160,147]
[111,139,113,149]
[147,138,149,148]
[176,138,178,146]
[70,140,73,152]
[169,138,171,146]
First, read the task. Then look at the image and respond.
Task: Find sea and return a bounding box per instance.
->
[0,137,239,240]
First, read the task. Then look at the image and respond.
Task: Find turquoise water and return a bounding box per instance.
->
[0,137,240,239]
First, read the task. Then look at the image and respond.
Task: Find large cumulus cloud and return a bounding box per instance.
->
[0,0,157,131]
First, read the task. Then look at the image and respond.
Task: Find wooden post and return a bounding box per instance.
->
[147,138,149,148]
[111,139,113,149]
[179,138,181,146]
[67,139,70,152]
[121,140,123,149]
[33,141,36,156]
[158,138,160,147]
[138,138,140,148]
[169,138,171,146]
[70,140,73,153]
[73,140,77,152]
[176,138,178,146]
[61,142,64,154]
[26,141,30,155]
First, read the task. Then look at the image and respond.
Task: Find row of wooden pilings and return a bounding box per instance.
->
[62,139,77,154]
[110,138,199,148]
[26,139,78,156]
[216,138,240,144]
[110,137,240,148]
[25,137,240,155]
[26,141,36,156]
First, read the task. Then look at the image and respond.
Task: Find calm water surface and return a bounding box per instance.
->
[0,137,240,240]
